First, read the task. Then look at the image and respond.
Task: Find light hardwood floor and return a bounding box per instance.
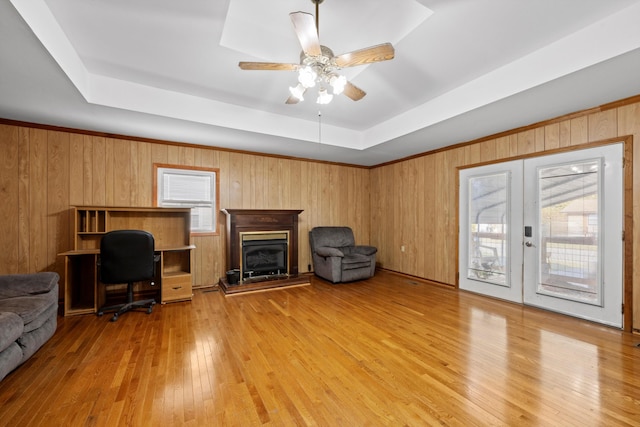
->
[1,270,639,426]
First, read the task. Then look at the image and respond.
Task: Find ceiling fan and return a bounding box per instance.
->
[238,0,395,105]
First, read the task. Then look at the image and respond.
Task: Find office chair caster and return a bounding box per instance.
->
[110,313,119,322]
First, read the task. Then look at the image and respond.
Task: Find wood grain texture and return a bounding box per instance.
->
[495,135,511,159]
[617,103,640,331]
[0,271,638,425]
[0,125,19,273]
[559,120,572,147]
[571,116,589,146]
[0,127,371,291]
[370,102,640,330]
[47,131,70,280]
[17,127,30,273]
[29,128,48,273]
[544,123,560,150]
[589,109,617,141]
[1,96,640,327]
[480,138,497,162]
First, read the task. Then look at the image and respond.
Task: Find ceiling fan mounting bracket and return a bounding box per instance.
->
[300,45,334,62]
[300,45,337,79]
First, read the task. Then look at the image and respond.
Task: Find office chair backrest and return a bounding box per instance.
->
[100,230,155,284]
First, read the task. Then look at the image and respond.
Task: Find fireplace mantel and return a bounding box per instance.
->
[220,209,307,294]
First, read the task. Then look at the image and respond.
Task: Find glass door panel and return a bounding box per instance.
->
[537,159,601,305]
[523,144,623,328]
[459,160,523,303]
[467,172,509,287]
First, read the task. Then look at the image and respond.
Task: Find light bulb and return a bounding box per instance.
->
[317,87,333,105]
[298,66,317,88]
[329,75,347,95]
[289,83,306,101]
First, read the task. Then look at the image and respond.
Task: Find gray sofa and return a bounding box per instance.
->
[309,226,377,283]
[0,272,59,381]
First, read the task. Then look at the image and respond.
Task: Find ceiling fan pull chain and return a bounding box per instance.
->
[318,110,322,145]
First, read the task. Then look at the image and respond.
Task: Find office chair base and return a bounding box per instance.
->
[98,298,156,322]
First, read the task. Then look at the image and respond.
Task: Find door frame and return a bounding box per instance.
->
[456,137,633,331]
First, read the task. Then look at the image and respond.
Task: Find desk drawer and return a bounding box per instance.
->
[162,274,192,302]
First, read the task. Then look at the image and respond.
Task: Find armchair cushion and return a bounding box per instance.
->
[341,254,371,270]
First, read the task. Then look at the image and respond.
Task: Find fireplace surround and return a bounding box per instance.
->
[219,209,309,294]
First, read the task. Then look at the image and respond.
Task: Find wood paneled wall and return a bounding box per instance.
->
[0,125,371,292]
[370,99,640,330]
[2,96,640,329]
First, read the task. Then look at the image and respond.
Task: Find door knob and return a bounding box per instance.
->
[525,241,534,247]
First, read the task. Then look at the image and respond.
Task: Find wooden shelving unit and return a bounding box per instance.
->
[60,206,195,316]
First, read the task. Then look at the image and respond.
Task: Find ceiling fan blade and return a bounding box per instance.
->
[334,43,395,68]
[290,12,321,57]
[343,81,366,101]
[239,62,300,71]
[285,96,300,105]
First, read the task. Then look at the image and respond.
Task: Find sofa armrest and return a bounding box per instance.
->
[352,245,377,256]
[315,246,345,258]
[0,272,59,299]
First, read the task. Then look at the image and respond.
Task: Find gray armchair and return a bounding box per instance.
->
[309,227,377,283]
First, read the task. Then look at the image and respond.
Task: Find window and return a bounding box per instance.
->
[154,164,219,234]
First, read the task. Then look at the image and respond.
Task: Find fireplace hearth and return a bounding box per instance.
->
[219,209,309,294]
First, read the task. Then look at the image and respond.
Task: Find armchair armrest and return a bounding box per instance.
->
[315,246,345,257]
[352,245,377,256]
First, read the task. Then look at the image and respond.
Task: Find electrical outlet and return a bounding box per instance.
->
[401,245,405,252]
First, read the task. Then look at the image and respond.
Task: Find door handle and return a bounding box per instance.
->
[525,241,534,247]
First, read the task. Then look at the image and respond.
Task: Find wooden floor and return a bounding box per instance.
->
[1,270,640,426]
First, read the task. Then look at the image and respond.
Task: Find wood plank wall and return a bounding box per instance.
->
[0,125,371,293]
[1,96,640,329]
[370,98,640,330]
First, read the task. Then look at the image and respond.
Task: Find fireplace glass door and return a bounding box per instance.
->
[240,231,290,280]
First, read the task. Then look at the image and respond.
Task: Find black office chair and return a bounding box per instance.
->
[97,230,157,322]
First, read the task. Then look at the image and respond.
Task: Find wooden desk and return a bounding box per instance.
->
[60,207,194,316]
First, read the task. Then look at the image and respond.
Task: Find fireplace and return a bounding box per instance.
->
[220,209,309,294]
[241,231,289,279]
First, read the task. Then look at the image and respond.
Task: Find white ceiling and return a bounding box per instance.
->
[2,0,640,166]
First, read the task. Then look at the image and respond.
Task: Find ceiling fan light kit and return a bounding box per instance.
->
[316,87,333,105]
[238,0,394,105]
[289,83,306,101]
[297,65,317,88]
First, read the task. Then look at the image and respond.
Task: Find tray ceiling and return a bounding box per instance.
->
[2,0,640,165]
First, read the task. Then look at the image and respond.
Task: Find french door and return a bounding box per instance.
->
[459,144,623,327]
